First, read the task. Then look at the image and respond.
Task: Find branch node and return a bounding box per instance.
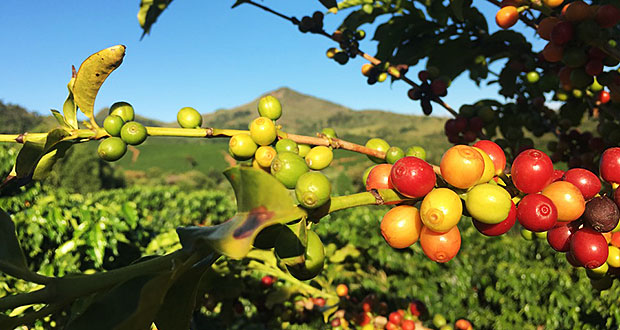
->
[15,133,26,144]
[370,189,385,205]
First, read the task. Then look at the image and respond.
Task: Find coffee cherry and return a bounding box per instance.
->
[109,101,135,122]
[526,71,540,83]
[365,138,390,163]
[419,225,461,263]
[547,222,579,252]
[261,275,275,288]
[541,181,585,222]
[271,152,309,189]
[586,262,609,279]
[600,147,620,184]
[511,149,554,193]
[608,246,620,267]
[405,145,427,160]
[366,164,393,191]
[385,147,405,164]
[563,168,601,200]
[380,205,423,249]
[257,95,282,120]
[295,172,331,209]
[326,47,337,59]
[390,156,436,198]
[570,227,608,269]
[420,188,463,233]
[305,146,333,170]
[275,139,299,154]
[517,193,558,232]
[521,228,534,240]
[250,117,277,146]
[177,106,202,128]
[229,134,258,161]
[97,137,127,162]
[496,6,519,29]
[103,115,124,137]
[583,196,620,232]
[321,127,338,139]
[120,121,147,146]
[298,144,311,157]
[466,184,512,224]
[473,147,496,184]
[255,146,277,168]
[336,284,348,297]
[473,201,516,236]
[440,145,484,189]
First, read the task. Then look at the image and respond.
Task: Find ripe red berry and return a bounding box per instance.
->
[517,194,558,232]
[562,168,601,200]
[551,21,574,45]
[551,169,565,183]
[389,311,403,325]
[390,156,436,198]
[402,319,416,330]
[511,149,554,193]
[598,90,611,104]
[547,222,579,252]
[314,297,326,307]
[261,275,274,287]
[596,4,620,28]
[431,79,448,96]
[600,147,620,185]
[570,227,609,269]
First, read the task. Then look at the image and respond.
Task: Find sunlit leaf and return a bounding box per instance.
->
[177,166,306,259]
[50,110,70,128]
[63,70,79,130]
[138,0,173,39]
[73,45,125,123]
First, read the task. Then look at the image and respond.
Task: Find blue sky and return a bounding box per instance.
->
[0,1,540,122]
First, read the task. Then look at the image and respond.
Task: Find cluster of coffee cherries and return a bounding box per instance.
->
[326,28,366,65]
[297,11,325,34]
[98,102,204,162]
[407,68,449,115]
[228,95,339,281]
[329,288,473,330]
[98,101,149,161]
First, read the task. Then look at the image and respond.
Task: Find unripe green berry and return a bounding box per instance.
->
[298,144,311,157]
[406,146,427,160]
[258,95,282,120]
[103,115,124,137]
[271,152,309,189]
[305,146,333,170]
[255,146,277,168]
[229,134,258,161]
[120,121,147,146]
[177,106,202,128]
[250,117,277,146]
[385,146,404,164]
[98,137,127,162]
[295,172,331,209]
[321,127,338,139]
[276,139,299,154]
[109,101,135,122]
[365,138,390,163]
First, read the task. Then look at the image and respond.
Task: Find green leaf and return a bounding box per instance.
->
[154,257,216,330]
[138,0,173,39]
[275,218,308,267]
[50,110,70,128]
[13,128,73,182]
[450,0,469,22]
[0,209,32,279]
[63,73,79,130]
[265,286,293,308]
[177,166,306,259]
[329,244,360,263]
[31,140,72,180]
[319,0,338,11]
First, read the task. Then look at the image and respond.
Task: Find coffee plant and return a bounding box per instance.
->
[3,0,620,329]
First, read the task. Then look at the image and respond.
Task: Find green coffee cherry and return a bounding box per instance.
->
[255,146,277,168]
[298,144,311,157]
[98,137,127,162]
[385,146,404,164]
[406,146,427,160]
[258,95,282,120]
[295,172,331,209]
[229,134,258,161]
[177,106,202,128]
[250,117,277,146]
[109,101,135,122]
[275,138,299,154]
[365,138,390,163]
[287,230,325,281]
[586,262,609,280]
[321,127,338,139]
[103,115,124,137]
[120,122,147,146]
[305,146,333,170]
[271,152,309,189]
